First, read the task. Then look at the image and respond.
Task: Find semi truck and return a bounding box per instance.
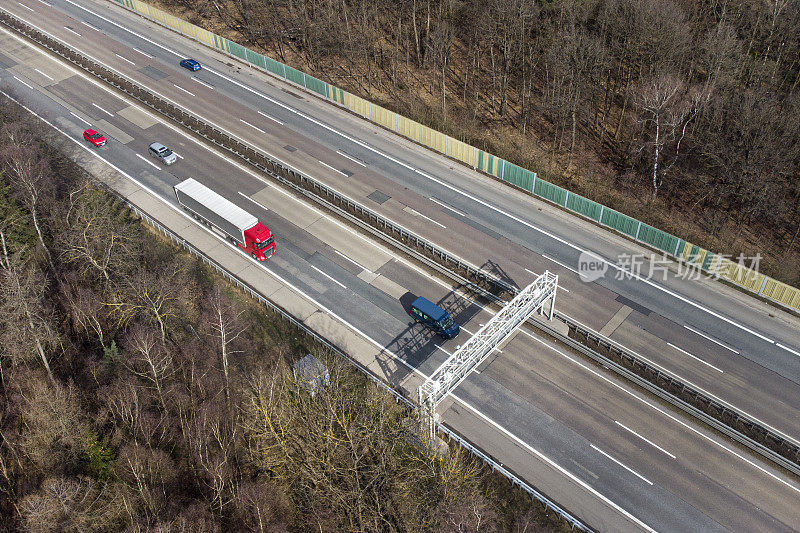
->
[174,178,275,260]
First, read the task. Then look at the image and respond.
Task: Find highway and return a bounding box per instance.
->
[1,1,800,530]
[19,0,800,455]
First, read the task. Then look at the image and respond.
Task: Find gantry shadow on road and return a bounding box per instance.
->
[480,259,520,292]
[371,286,490,392]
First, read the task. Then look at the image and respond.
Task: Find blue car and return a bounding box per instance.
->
[410,296,460,339]
[180,58,201,71]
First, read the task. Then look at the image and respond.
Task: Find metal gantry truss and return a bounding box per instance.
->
[418,271,558,439]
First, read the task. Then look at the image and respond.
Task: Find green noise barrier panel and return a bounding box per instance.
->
[533,178,568,207]
[304,75,327,97]
[246,49,266,69]
[113,0,800,313]
[702,251,716,271]
[284,65,305,87]
[264,56,284,77]
[565,194,603,222]
[636,224,679,254]
[227,40,247,61]
[600,208,639,238]
[502,162,535,192]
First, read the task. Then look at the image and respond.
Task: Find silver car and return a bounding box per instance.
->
[148,142,177,165]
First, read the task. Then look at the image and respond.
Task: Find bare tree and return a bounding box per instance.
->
[60,275,110,350]
[631,73,707,200]
[105,262,196,342]
[8,370,86,476]
[57,187,140,285]
[0,124,55,271]
[203,288,245,408]
[0,231,60,382]
[18,475,124,532]
[232,481,289,532]
[116,443,177,521]
[122,324,175,416]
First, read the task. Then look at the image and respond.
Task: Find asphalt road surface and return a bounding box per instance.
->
[2,1,800,530]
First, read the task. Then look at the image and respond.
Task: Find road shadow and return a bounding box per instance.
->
[481,259,519,291]
[373,288,489,391]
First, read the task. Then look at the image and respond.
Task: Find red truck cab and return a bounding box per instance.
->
[244,223,275,260]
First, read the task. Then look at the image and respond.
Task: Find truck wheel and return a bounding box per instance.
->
[251,252,257,260]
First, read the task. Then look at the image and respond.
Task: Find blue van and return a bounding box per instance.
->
[410,296,460,339]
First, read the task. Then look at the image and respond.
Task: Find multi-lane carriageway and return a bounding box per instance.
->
[2,0,800,530]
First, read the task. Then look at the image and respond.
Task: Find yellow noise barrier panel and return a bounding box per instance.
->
[420,125,446,153]
[396,116,420,140]
[446,137,473,166]
[370,105,396,131]
[347,93,370,118]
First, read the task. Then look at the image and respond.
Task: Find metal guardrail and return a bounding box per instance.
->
[136,202,591,533]
[2,2,797,501]
[551,314,800,475]
[3,7,513,299]
[438,424,593,532]
[0,14,593,531]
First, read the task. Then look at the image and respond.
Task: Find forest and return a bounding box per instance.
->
[159,0,800,284]
[0,95,565,531]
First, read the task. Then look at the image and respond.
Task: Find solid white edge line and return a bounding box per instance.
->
[10,10,493,290]
[12,75,34,90]
[0,40,771,526]
[134,152,160,170]
[541,253,579,274]
[3,88,430,377]
[516,326,800,493]
[21,5,800,497]
[564,314,800,448]
[192,76,214,89]
[114,52,135,65]
[239,118,265,134]
[336,150,366,166]
[317,159,348,177]
[309,264,347,289]
[0,20,475,324]
[257,109,284,125]
[237,191,268,212]
[333,249,368,272]
[457,400,657,532]
[429,196,466,217]
[9,9,800,460]
[615,421,676,459]
[172,83,195,97]
[667,342,724,373]
[682,324,740,354]
[33,68,54,80]
[91,102,113,116]
[68,111,91,126]
[20,12,794,458]
[776,343,800,358]
[17,2,34,11]
[63,26,81,37]
[7,14,470,308]
[590,444,654,486]
[58,0,778,349]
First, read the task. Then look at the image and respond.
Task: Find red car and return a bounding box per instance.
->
[83,128,106,147]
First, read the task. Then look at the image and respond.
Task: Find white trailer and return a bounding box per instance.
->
[174,178,257,245]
